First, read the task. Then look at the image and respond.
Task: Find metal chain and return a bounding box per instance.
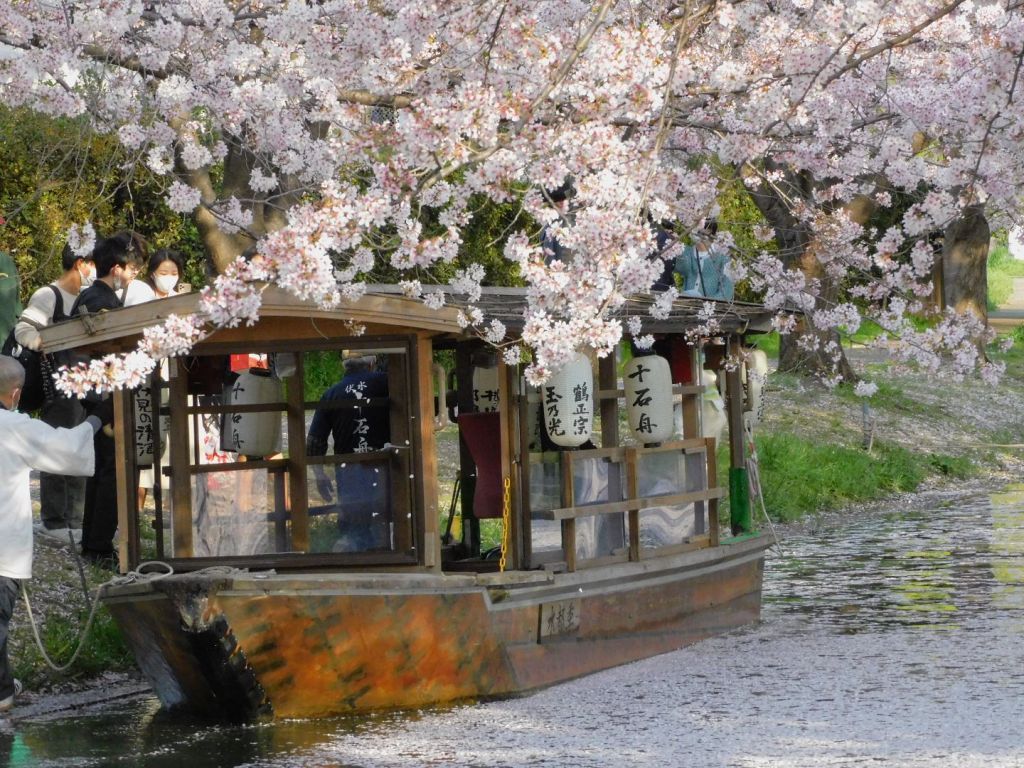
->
[500,476,511,572]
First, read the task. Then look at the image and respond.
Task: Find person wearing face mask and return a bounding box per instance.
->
[71,232,147,567]
[147,249,185,298]
[71,232,146,316]
[13,243,97,543]
[0,355,109,713]
[133,249,185,509]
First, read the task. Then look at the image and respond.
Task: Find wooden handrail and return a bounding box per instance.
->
[540,487,724,521]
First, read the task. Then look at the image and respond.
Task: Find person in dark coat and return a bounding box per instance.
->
[306,354,391,551]
[72,232,146,566]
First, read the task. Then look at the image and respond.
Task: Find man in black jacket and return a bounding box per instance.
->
[71,232,146,566]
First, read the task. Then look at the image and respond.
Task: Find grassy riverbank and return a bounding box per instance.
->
[744,333,1024,522]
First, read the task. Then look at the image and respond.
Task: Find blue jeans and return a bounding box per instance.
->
[334,463,391,549]
[0,577,19,699]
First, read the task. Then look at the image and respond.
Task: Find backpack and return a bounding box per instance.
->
[1,284,65,412]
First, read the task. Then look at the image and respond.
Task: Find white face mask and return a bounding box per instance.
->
[79,264,96,289]
[154,274,179,294]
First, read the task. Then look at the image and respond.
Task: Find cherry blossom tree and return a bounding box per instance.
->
[1,0,1020,394]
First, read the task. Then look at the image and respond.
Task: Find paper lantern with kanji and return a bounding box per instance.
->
[623,355,674,445]
[472,365,500,412]
[542,353,593,448]
[224,370,283,457]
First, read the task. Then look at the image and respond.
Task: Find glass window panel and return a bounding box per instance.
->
[636,450,704,549]
[529,453,563,556]
[187,468,285,557]
[306,460,395,554]
[572,456,626,561]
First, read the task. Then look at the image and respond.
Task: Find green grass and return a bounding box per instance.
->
[988,244,1024,309]
[14,594,134,686]
[735,432,975,522]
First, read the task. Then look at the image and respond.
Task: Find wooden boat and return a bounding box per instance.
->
[41,286,774,720]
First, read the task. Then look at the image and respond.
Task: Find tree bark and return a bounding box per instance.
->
[941,203,989,321]
[745,163,857,383]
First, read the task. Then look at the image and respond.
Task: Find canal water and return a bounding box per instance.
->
[2,485,1023,767]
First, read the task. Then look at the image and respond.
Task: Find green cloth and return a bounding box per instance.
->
[0,251,22,341]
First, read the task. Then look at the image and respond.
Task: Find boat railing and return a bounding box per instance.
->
[531,437,721,572]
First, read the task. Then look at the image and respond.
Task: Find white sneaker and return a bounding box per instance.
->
[0,679,23,713]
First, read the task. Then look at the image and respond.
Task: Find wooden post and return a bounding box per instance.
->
[411,334,440,570]
[560,450,576,572]
[454,342,479,555]
[112,389,136,573]
[625,447,640,562]
[725,336,751,535]
[599,350,627,556]
[516,369,534,568]
[168,359,193,558]
[285,356,309,552]
[498,358,520,570]
[681,342,700,439]
[705,437,720,546]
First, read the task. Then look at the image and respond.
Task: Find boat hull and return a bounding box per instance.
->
[103,535,769,719]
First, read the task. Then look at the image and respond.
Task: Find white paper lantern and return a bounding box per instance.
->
[744,349,769,426]
[225,371,283,457]
[543,353,593,448]
[472,365,500,412]
[700,369,727,445]
[623,355,674,445]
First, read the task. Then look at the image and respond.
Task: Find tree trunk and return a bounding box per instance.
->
[744,163,857,383]
[941,203,989,321]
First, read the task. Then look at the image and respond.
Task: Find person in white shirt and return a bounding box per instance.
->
[0,355,109,712]
[13,244,96,541]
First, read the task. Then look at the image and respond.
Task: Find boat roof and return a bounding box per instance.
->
[39,284,777,353]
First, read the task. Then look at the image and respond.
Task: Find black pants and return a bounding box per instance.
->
[81,430,117,554]
[0,576,18,699]
[39,398,87,529]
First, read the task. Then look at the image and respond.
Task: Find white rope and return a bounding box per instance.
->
[21,561,175,674]
[744,420,784,556]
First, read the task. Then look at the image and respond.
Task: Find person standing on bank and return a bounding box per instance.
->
[146,249,185,298]
[0,355,111,713]
[132,249,185,509]
[12,243,97,544]
[71,232,146,566]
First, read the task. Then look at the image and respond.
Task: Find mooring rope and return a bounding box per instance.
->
[21,561,176,674]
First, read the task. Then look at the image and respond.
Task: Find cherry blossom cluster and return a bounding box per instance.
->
[1,0,1019,392]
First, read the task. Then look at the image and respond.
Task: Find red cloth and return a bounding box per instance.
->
[457,411,503,519]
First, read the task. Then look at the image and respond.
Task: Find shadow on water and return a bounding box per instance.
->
[0,695,435,767]
[3,485,1024,766]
